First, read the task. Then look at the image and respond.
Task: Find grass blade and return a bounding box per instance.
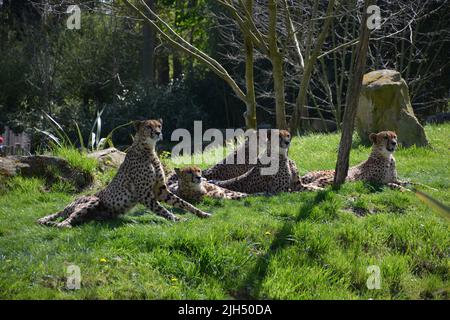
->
[42,111,73,147]
[34,128,62,147]
[73,120,86,151]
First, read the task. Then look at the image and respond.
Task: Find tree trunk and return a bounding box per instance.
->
[173,54,183,80]
[142,0,156,82]
[243,0,257,129]
[333,0,372,188]
[157,53,170,85]
[271,52,288,129]
[268,0,287,129]
[292,60,314,133]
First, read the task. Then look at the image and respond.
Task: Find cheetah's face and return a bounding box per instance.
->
[369,131,398,155]
[279,130,291,150]
[134,119,163,144]
[266,129,291,155]
[175,166,203,186]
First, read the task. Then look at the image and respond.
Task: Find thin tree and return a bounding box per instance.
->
[333,0,373,188]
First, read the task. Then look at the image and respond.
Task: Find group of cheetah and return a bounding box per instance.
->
[37,119,407,228]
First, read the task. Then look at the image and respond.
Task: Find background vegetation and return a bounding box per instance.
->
[1,0,449,150]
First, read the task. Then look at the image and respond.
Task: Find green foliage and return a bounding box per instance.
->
[37,110,121,154]
[101,80,204,145]
[0,0,244,140]
[0,124,449,299]
[51,146,98,175]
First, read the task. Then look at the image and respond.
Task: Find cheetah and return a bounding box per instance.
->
[201,130,262,181]
[301,131,408,190]
[167,166,249,202]
[210,130,322,194]
[37,119,210,228]
[202,129,300,183]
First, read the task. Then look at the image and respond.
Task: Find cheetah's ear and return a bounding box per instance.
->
[369,133,377,143]
[174,168,181,175]
[158,118,163,126]
[133,120,144,131]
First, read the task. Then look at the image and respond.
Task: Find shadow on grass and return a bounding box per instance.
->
[232,189,333,299]
[90,207,181,229]
[361,181,386,193]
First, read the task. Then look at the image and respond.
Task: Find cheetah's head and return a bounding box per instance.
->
[278,130,291,150]
[369,131,398,157]
[134,119,163,146]
[266,129,291,156]
[175,166,204,188]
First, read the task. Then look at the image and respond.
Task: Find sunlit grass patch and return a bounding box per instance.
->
[0,123,448,299]
[51,146,98,175]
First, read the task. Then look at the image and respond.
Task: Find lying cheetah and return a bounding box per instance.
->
[211,130,322,194]
[37,119,210,228]
[167,166,249,202]
[302,131,408,189]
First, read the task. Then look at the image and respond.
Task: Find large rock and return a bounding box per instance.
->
[0,155,93,191]
[87,147,126,170]
[356,69,428,147]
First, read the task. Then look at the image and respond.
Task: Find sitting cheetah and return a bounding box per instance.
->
[210,130,322,194]
[202,129,300,183]
[167,166,249,202]
[302,131,408,189]
[37,119,210,228]
[201,131,261,181]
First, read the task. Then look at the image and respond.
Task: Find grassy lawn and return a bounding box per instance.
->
[0,124,449,299]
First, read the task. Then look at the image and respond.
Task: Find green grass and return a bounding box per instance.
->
[51,146,98,175]
[0,124,449,299]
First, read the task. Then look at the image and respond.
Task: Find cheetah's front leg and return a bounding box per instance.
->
[145,198,180,222]
[387,182,409,192]
[37,208,70,226]
[37,196,92,226]
[55,196,103,228]
[291,179,324,192]
[156,185,211,218]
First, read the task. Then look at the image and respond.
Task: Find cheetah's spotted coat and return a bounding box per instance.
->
[167,166,249,202]
[302,131,408,190]
[211,130,322,194]
[37,119,210,228]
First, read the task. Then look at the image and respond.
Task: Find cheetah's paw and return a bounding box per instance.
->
[56,221,73,228]
[197,211,212,218]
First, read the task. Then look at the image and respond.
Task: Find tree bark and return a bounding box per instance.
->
[157,53,170,85]
[173,54,183,80]
[243,0,257,129]
[268,0,287,129]
[333,0,373,188]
